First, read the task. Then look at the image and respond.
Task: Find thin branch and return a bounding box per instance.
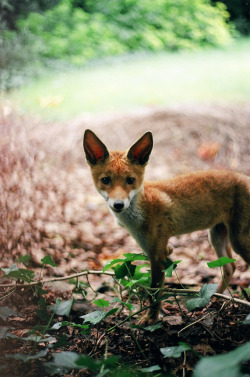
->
[212,292,250,307]
[139,284,250,307]
[0,287,16,301]
[178,301,228,337]
[178,311,213,337]
[1,270,249,307]
[0,270,115,288]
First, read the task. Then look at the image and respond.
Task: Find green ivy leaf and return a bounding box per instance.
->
[160,343,191,358]
[94,299,110,308]
[141,364,161,373]
[51,321,89,331]
[41,255,57,267]
[53,334,69,349]
[52,351,80,369]
[98,355,119,368]
[1,264,19,275]
[0,306,18,321]
[123,253,148,261]
[6,349,48,362]
[123,276,149,288]
[35,285,47,296]
[17,255,31,266]
[193,342,250,377]
[47,351,119,373]
[186,284,218,311]
[36,297,50,322]
[51,322,63,330]
[75,354,101,371]
[77,355,119,371]
[134,264,151,280]
[207,257,236,268]
[81,308,118,325]
[111,297,134,310]
[114,261,136,279]
[0,327,19,339]
[103,258,125,272]
[50,299,74,317]
[103,253,147,273]
[1,264,35,282]
[22,334,56,343]
[144,322,162,332]
[162,258,181,277]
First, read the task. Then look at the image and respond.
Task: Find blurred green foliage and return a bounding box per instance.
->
[0,0,60,29]
[17,0,232,65]
[0,0,59,90]
[0,0,243,90]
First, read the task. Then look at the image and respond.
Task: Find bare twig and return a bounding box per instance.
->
[178,311,213,337]
[0,270,115,288]
[212,292,250,307]
[0,287,16,301]
[178,300,228,337]
[1,270,249,307]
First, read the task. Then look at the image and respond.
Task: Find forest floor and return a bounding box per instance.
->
[0,103,250,376]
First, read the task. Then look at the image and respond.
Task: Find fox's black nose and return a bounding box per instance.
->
[113,200,124,211]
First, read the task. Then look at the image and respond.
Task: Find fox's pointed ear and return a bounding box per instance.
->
[83,129,109,165]
[127,131,153,165]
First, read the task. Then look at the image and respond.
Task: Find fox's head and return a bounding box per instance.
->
[83,130,153,213]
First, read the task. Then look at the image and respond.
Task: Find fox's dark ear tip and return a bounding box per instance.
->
[84,129,92,137]
[145,131,153,144]
[83,129,96,145]
[145,131,153,139]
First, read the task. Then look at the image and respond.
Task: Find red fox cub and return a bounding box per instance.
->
[83,129,250,323]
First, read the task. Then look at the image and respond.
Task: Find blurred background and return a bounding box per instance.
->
[0,0,250,120]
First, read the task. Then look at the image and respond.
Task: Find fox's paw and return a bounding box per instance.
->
[138,313,159,327]
[138,316,155,327]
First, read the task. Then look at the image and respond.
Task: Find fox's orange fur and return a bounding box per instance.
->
[83,129,250,323]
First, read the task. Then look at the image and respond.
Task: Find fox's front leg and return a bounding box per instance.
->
[140,246,170,325]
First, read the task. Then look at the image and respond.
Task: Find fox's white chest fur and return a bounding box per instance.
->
[112,197,150,255]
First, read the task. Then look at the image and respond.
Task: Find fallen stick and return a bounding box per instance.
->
[1,269,249,307]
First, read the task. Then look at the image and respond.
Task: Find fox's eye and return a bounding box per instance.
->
[126,177,135,185]
[101,177,111,185]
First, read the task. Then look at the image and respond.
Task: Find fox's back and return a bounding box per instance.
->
[142,170,249,235]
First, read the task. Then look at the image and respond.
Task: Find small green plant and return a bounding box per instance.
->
[1,263,35,283]
[1,254,249,376]
[186,283,218,311]
[207,256,236,298]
